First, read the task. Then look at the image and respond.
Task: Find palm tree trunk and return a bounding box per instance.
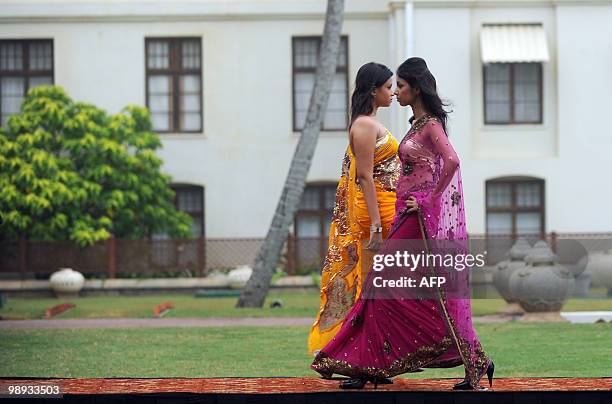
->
[236,0,345,307]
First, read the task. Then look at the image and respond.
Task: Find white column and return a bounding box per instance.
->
[404,1,414,59]
[388,0,413,138]
[388,5,399,137]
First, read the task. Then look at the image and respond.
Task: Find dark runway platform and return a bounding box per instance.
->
[1,377,611,403]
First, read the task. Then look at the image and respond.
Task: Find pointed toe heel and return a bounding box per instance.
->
[377,377,393,385]
[452,379,471,390]
[487,361,495,388]
[339,378,367,389]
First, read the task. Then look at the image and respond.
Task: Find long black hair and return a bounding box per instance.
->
[397,57,451,134]
[349,62,393,128]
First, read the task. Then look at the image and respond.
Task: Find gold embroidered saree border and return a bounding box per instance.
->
[311,337,453,379]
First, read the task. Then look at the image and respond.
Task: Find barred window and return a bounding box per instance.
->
[293,183,337,269]
[484,63,542,124]
[292,36,348,131]
[145,38,203,133]
[173,184,205,238]
[0,40,53,126]
[486,178,545,237]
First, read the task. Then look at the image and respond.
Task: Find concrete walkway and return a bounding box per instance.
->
[0,317,315,329]
[0,314,522,329]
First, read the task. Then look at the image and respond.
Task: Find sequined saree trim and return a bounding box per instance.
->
[318,242,359,331]
[308,132,400,355]
[355,131,401,194]
[311,337,453,379]
[416,211,491,388]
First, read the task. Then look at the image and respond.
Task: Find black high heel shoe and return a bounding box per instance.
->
[452,361,495,390]
[377,377,393,385]
[339,376,392,389]
[486,361,495,387]
[452,379,470,390]
[339,378,368,389]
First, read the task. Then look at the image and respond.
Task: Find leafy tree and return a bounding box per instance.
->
[0,86,192,246]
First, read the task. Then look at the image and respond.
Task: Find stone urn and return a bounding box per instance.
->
[493,239,531,311]
[553,240,590,297]
[571,254,591,297]
[509,240,574,314]
[227,265,253,289]
[49,268,85,298]
[589,249,612,295]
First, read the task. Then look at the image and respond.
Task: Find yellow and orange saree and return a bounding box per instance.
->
[307,131,400,355]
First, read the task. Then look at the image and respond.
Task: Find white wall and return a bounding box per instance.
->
[554,4,612,232]
[415,2,612,233]
[2,0,611,238]
[0,8,391,238]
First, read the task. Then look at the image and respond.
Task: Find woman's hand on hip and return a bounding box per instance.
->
[405,196,420,213]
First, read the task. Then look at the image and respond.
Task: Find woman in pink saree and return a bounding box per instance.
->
[311,57,494,390]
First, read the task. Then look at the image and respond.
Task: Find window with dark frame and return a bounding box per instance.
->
[172,184,205,238]
[292,36,349,131]
[151,184,205,241]
[486,178,545,237]
[145,38,202,133]
[484,62,542,124]
[293,183,336,268]
[0,39,54,127]
[150,184,204,269]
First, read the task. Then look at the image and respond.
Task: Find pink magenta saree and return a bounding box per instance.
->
[311,114,491,389]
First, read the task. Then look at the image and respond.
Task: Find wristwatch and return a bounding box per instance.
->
[370,225,383,233]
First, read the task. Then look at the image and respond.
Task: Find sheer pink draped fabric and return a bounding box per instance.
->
[311,115,490,388]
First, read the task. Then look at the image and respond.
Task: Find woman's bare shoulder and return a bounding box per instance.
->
[351,115,379,132]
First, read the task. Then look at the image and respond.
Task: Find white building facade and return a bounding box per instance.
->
[1,0,611,248]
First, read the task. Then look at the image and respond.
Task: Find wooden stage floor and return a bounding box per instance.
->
[1,377,611,403]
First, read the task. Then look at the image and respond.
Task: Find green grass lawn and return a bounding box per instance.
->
[0,290,318,319]
[0,323,610,378]
[2,290,612,319]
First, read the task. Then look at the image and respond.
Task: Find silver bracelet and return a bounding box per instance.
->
[370,225,383,233]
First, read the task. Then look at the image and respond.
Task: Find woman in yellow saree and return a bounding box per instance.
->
[308,63,401,356]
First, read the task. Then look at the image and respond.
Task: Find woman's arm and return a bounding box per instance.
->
[428,121,459,197]
[351,118,383,249]
[405,121,459,214]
